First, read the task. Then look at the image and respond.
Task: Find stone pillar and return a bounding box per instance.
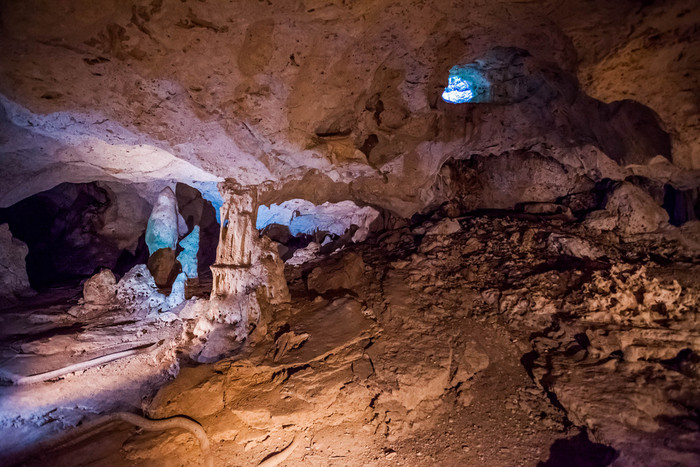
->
[211,184,258,297]
[209,181,289,335]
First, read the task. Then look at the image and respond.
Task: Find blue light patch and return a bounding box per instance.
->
[442,74,474,103]
[441,65,491,104]
[194,181,224,224]
[177,225,200,279]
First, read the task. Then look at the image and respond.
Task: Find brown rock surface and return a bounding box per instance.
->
[307,251,366,294]
[146,247,180,289]
[0,223,31,304]
[0,1,696,215]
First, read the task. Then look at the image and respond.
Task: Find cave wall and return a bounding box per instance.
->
[0,181,150,288]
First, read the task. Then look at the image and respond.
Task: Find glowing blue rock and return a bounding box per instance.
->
[145,187,179,256]
[442,65,491,104]
[442,73,474,103]
[176,225,200,279]
[164,272,186,310]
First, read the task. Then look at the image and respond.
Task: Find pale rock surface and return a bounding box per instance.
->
[164,272,186,311]
[257,199,379,241]
[586,182,670,235]
[145,187,179,256]
[547,234,604,260]
[0,223,31,304]
[115,264,166,315]
[285,242,321,266]
[209,183,289,339]
[426,218,462,236]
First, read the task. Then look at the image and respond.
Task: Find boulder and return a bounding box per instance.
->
[82,269,117,305]
[307,252,366,294]
[586,182,669,235]
[147,248,181,288]
[115,264,166,314]
[426,218,462,236]
[0,224,32,304]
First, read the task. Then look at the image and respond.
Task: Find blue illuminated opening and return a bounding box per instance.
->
[442,74,474,103]
[256,199,379,239]
[442,64,491,104]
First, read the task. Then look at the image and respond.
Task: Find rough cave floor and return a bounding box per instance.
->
[9,212,698,466]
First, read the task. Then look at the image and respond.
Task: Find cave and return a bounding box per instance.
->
[0,1,699,466]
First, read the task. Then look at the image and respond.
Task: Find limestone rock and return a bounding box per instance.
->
[0,223,32,304]
[586,182,670,235]
[426,218,462,236]
[307,252,366,294]
[258,237,290,305]
[257,199,379,242]
[285,242,320,266]
[145,187,179,256]
[547,234,604,259]
[164,272,187,310]
[82,269,117,305]
[147,248,181,289]
[115,264,166,315]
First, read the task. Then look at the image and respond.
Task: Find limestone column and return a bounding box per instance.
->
[209,181,289,333]
[211,183,259,298]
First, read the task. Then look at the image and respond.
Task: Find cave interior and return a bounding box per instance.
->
[0,0,699,466]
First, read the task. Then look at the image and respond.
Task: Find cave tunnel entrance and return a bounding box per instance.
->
[0,182,151,290]
[0,181,220,299]
[255,198,381,262]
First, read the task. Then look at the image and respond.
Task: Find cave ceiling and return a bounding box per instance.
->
[0,0,698,215]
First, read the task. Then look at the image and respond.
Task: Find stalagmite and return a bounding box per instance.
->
[145,188,179,256]
[210,182,290,336]
[165,272,187,310]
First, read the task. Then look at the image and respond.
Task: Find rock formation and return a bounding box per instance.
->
[209,182,289,338]
[177,225,200,280]
[145,188,179,256]
[81,268,117,306]
[0,223,31,304]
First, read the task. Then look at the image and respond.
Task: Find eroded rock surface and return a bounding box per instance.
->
[0,223,31,304]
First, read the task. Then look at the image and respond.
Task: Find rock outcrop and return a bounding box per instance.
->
[0,223,31,304]
[82,268,117,306]
[0,1,696,216]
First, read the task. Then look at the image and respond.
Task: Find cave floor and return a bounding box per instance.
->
[12,215,700,466]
